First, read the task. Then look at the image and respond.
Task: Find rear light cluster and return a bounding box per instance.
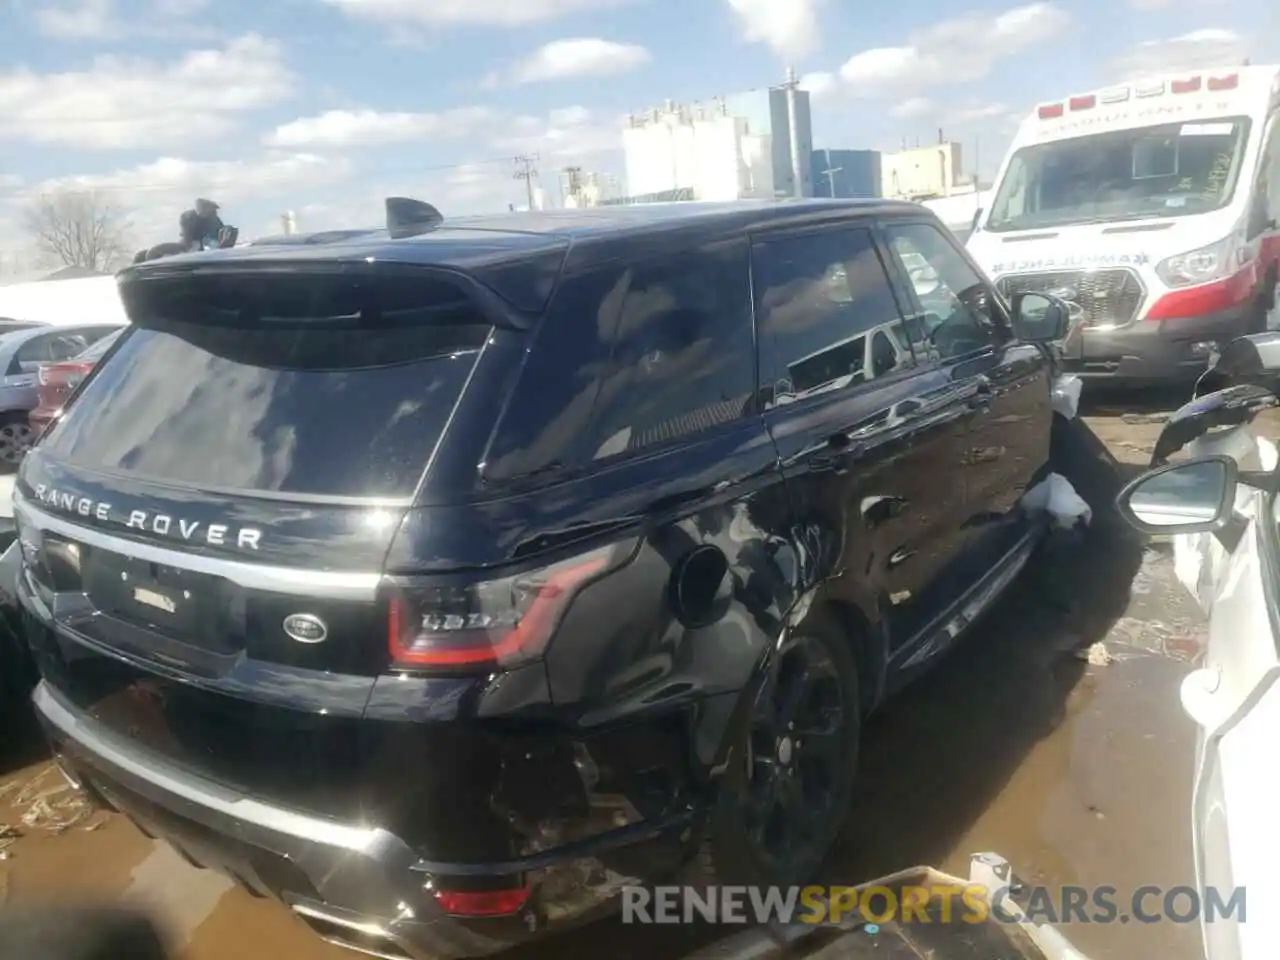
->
[37,362,93,390]
[1037,72,1240,119]
[386,542,632,670]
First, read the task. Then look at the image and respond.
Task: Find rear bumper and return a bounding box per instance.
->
[35,677,705,957]
[36,680,526,959]
[1064,304,1254,383]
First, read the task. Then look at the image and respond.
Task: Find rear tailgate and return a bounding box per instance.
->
[15,263,509,825]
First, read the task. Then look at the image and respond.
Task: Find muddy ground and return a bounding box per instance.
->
[0,393,1242,960]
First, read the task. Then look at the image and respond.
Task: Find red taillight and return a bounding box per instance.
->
[434,887,531,917]
[1171,76,1202,94]
[1208,73,1239,91]
[387,544,623,670]
[1038,103,1064,119]
[1069,95,1096,111]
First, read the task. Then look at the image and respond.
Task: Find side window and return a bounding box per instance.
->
[884,222,1002,362]
[586,239,756,460]
[871,330,898,378]
[12,333,68,372]
[752,227,912,410]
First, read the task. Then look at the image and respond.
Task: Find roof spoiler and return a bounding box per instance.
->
[386,197,444,239]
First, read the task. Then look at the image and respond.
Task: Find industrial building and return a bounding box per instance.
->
[880,141,966,200]
[811,148,882,198]
[621,70,814,203]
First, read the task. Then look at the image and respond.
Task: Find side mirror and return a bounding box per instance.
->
[1115,455,1237,535]
[217,225,239,248]
[1009,291,1069,343]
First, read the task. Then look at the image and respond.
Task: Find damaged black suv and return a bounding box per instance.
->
[7,198,1068,958]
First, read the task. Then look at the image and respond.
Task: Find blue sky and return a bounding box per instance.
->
[0,0,1274,267]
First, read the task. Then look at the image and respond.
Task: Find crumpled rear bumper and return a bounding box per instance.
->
[679,853,1093,960]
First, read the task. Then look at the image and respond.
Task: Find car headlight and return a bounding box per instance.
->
[1154,233,1247,288]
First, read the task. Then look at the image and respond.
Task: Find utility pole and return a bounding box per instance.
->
[514,154,540,210]
[781,66,806,199]
[820,148,842,197]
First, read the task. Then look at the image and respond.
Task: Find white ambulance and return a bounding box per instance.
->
[968,65,1280,384]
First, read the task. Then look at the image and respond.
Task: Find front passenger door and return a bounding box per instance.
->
[752,225,975,656]
[883,221,1052,561]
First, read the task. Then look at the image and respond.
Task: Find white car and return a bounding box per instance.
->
[1116,332,1280,960]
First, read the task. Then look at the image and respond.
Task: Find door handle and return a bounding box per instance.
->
[806,434,865,471]
[967,376,993,410]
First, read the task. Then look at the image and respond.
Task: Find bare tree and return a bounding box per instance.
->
[23,190,133,272]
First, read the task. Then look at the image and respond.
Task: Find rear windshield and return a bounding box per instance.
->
[41,271,491,499]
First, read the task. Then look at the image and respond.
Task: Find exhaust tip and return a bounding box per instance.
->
[290,904,417,960]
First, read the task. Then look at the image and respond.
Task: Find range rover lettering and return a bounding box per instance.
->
[5,198,1068,959]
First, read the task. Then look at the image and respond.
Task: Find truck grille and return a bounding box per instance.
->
[996,270,1145,327]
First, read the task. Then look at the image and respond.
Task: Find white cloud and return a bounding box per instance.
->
[0,34,293,150]
[504,38,652,84]
[35,0,217,40]
[36,0,114,39]
[493,105,624,160]
[840,2,1070,94]
[799,71,837,98]
[1130,0,1222,8]
[726,0,822,59]
[264,103,623,160]
[319,0,628,28]
[892,97,934,120]
[266,107,497,148]
[1110,29,1248,80]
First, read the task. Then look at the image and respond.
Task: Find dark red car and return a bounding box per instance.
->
[29,329,122,435]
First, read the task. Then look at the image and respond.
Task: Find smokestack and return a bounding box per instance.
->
[785,66,804,198]
[281,210,298,235]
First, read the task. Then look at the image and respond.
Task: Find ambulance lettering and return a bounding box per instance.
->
[991,252,1151,274]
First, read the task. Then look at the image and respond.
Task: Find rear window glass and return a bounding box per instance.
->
[42,274,491,499]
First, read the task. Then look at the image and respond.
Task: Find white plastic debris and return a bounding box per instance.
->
[1021,472,1092,529]
[1051,374,1082,420]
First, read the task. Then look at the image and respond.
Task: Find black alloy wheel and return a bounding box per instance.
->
[701,613,861,887]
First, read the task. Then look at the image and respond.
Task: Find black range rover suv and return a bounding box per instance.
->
[7,199,1069,958]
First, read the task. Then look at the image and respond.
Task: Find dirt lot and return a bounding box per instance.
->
[0,396,1237,960]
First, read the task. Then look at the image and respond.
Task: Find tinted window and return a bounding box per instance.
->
[753,227,911,409]
[585,239,755,460]
[43,276,490,498]
[886,223,1000,361]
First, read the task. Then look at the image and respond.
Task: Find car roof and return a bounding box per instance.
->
[125,198,929,269]
[118,198,933,316]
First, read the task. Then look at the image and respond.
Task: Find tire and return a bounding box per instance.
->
[0,412,32,473]
[695,611,861,888]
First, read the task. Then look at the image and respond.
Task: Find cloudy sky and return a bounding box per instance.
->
[0,0,1274,267]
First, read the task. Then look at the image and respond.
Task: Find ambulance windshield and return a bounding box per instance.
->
[986,116,1252,232]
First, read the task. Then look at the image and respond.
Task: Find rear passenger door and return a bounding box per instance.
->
[881,219,1052,564]
[752,224,976,662]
